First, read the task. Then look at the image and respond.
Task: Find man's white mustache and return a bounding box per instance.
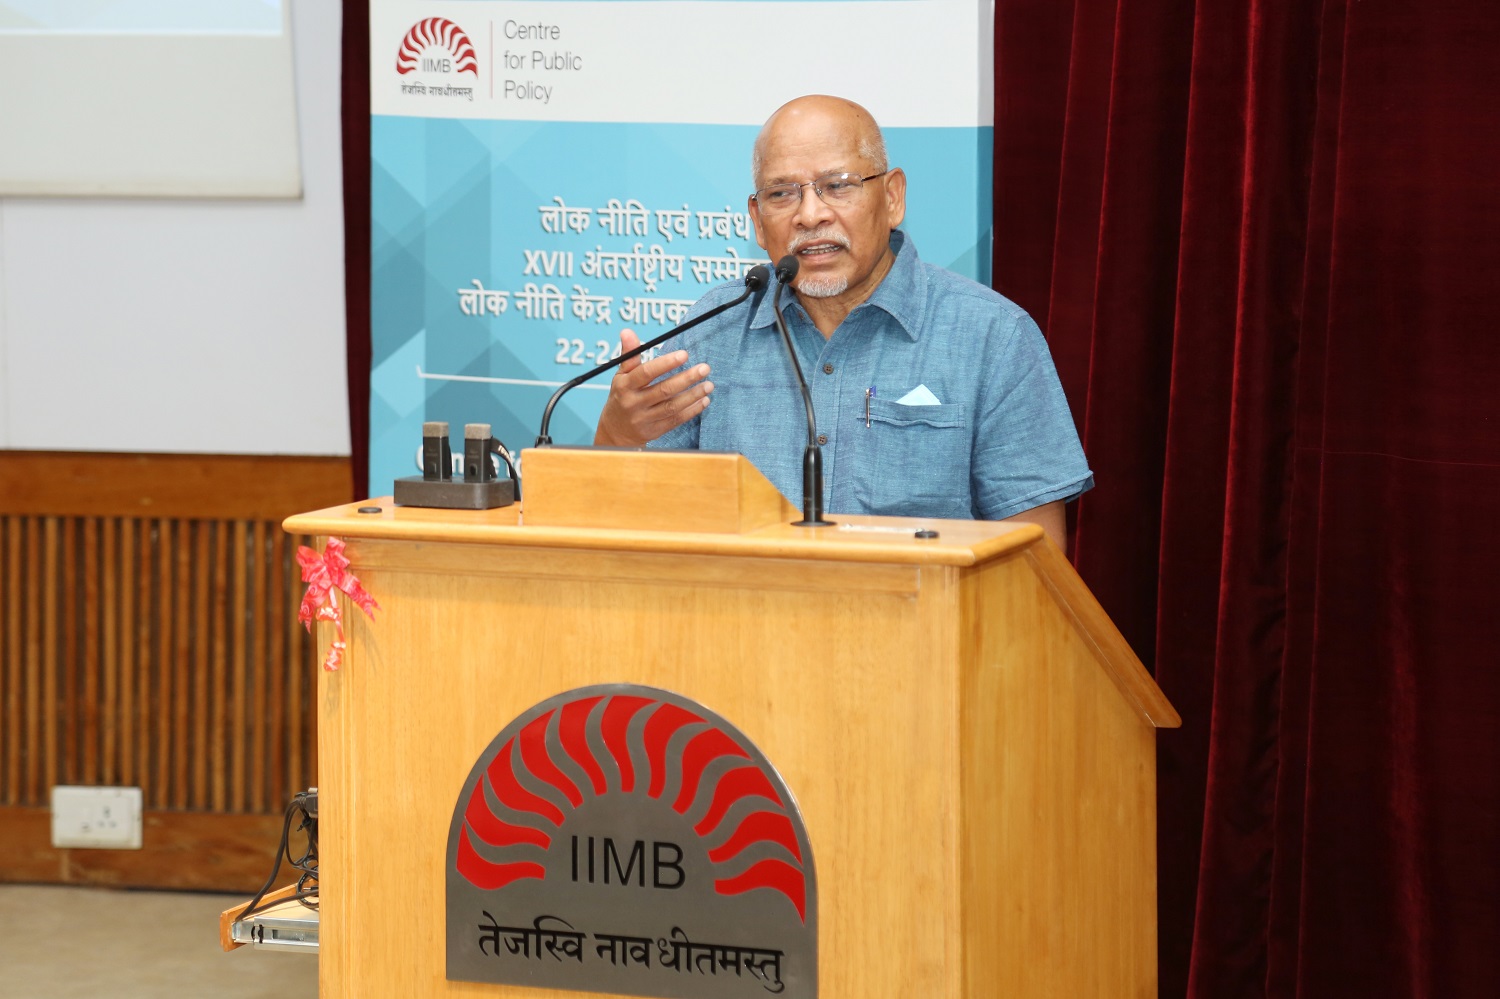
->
[787,229,851,253]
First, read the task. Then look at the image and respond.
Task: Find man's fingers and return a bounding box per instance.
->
[615,355,706,399]
[671,391,712,425]
[642,382,714,436]
[645,365,711,403]
[624,348,693,386]
[615,332,692,384]
[616,329,643,373]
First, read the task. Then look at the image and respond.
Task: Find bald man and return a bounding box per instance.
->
[595,95,1091,547]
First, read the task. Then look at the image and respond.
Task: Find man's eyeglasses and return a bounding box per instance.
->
[752,171,888,217]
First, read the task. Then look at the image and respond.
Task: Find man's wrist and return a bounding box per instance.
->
[594,424,642,447]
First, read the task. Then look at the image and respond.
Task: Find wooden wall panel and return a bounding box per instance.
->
[0,451,349,891]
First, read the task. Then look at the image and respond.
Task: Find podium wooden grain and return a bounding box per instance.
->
[284,449,1179,999]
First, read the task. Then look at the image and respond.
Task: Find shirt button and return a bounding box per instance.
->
[822,363,834,374]
[817,433,828,445]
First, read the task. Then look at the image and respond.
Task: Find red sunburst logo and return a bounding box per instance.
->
[395,17,478,76]
[454,691,810,921]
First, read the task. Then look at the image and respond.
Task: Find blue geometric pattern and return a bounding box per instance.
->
[368,117,991,494]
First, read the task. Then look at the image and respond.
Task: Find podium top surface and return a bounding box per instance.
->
[283,497,1045,568]
[285,452,1178,728]
[291,449,1047,567]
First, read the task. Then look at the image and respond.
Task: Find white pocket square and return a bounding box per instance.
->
[895,384,942,406]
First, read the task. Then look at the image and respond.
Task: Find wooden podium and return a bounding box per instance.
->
[284,449,1179,998]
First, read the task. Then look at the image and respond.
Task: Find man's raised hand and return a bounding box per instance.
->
[593,329,714,446]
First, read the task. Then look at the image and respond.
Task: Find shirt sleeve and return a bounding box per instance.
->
[971,310,1094,520]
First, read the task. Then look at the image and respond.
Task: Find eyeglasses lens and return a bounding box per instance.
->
[755,173,869,216]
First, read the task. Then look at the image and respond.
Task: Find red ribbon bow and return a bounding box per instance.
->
[297,537,380,671]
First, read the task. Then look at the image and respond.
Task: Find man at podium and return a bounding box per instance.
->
[595,94,1091,547]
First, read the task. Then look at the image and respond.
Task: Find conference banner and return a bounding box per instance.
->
[368,0,993,494]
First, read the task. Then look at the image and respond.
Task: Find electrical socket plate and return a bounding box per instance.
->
[51,785,143,849]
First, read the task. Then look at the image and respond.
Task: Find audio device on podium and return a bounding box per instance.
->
[284,445,1179,998]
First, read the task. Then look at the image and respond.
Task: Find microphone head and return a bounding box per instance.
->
[743,263,771,291]
[774,255,799,283]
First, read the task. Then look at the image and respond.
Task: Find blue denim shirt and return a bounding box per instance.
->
[650,231,1093,520]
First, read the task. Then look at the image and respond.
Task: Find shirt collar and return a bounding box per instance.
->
[747,229,924,341]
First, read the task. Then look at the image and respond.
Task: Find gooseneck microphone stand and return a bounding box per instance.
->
[769,255,833,527]
[534,265,771,447]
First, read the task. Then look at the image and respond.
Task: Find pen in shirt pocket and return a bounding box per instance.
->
[864,386,875,427]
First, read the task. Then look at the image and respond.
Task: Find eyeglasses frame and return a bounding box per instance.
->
[751,171,891,215]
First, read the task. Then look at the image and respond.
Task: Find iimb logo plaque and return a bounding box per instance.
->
[445,685,817,997]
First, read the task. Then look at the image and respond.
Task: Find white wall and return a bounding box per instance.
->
[0,0,349,456]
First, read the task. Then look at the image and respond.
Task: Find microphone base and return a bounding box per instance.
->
[796,443,833,528]
[393,476,516,510]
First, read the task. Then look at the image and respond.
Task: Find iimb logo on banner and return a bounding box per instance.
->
[394,17,477,102]
[445,685,818,997]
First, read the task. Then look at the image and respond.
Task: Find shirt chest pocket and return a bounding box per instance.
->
[850,399,973,518]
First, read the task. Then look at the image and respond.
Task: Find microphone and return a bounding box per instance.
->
[769,254,833,527]
[534,264,772,446]
[421,421,453,481]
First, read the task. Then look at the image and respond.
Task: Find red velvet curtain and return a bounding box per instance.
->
[994,1,1500,995]
[342,0,371,499]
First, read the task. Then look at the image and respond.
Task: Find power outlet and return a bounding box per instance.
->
[51,785,143,849]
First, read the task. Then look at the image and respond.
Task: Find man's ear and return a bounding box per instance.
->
[748,193,770,252]
[883,168,907,231]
